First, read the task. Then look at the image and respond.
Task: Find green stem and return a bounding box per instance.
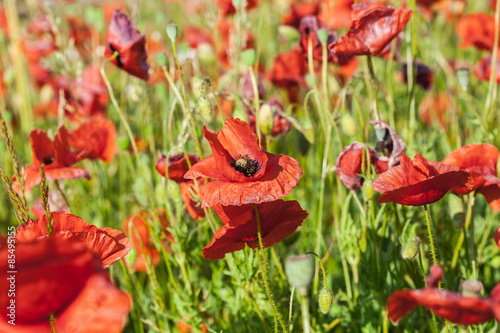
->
[299,292,311,333]
[249,67,262,147]
[424,205,438,265]
[451,193,475,272]
[366,55,381,121]
[484,0,500,121]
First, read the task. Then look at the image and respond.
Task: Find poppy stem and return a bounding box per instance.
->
[170,41,204,159]
[299,291,311,333]
[49,313,56,333]
[484,0,500,122]
[423,205,438,265]
[366,55,381,121]
[248,67,262,147]
[254,204,288,333]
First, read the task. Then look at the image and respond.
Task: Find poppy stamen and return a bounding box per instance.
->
[108,43,124,68]
[43,156,55,165]
[230,154,260,177]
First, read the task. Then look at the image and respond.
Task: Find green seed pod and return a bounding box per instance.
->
[258,103,275,135]
[318,288,334,314]
[317,29,329,45]
[277,25,300,43]
[401,237,421,260]
[198,95,213,122]
[200,78,213,96]
[285,254,315,291]
[241,49,256,67]
[456,67,470,92]
[166,23,178,41]
[362,179,375,201]
[341,113,357,137]
[460,280,483,297]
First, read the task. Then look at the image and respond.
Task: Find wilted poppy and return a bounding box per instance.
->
[282,2,320,28]
[17,128,90,193]
[156,153,205,220]
[104,10,149,80]
[328,4,412,58]
[215,0,260,17]
[371,120,406,169]
[184,117,303,207]
[442,143,500,210]
[299,16,338,62]
[399,62,434,90]
[387,265,500,325]
[456,13,497,52]
[66,118,117,163]
[203,199,308,260]
[122,210,174,272]
[318,0,354,30]
[0,236,131,332]
[475,54,500,83]
[372,153,472,206]
[16,212,130,268]
[335,142,388,191]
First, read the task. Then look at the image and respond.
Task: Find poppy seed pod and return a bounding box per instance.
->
[318,287,334,314]
[166,23,178,41]
[362,179,375,201]
[285,254,314,292]
[341,113,357,137]
[198,95,213,122]
[317,28,329,45]
[460,280,484,297]
[241,49,256,67]
[456,67,470,91]
[155,52,168,67]
[401,236,420,260]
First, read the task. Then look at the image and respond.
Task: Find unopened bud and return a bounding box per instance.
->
[362,179,375,201]
[198,95,212,122]
[456,67,470,91]
[341,113,357,137]
[317,29,329,45]
[285,254,314,291]
[401,237,421,260]
[277,25,300,43]
[318,288,334,314]
[166,24,178,41]
[460,280,483,297]
[155,52,168,67]
[258,103,275,135]
[241,49,256,67]
[200,78,213,95]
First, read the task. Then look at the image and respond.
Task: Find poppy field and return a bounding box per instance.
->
[2,0,500,332]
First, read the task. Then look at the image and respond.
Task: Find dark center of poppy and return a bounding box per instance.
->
[43,156,55,165]
[108,43,124,68]
[230,154,260,178]
[374,130,393,156]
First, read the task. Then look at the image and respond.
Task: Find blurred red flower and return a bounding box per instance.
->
[184,117,303,207]
[418,92,450,129]
[18,128,90,193]
[387,265,500,325]
[215,0,260,17]
[283,2,320,28]
[104,10,149,80]
[184,26,214,49]
[122,210,174,272]
[156,154,206,220]
[329,4,412,58]
[268,48,307,103]
[442,143,500,210]
[456,13,497,51]
[72,63,109,119]
[318,0,354,30]
[475,54,500,83]
[66,118,117,163]
[372,153,472,206]
[336,142,388,191]
[0,237,131,332]
[16,212,130,268]
[247,98,291,138]
[203,199,308,260]
[66,15,97,59]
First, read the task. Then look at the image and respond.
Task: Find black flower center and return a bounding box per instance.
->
[230,154,260,178]
[374,130,393,156]
[108,43,124,68]
[43,156,55,165]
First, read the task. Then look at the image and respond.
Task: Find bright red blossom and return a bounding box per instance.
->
[388,265,500,325]
[456,13,497,52]
[372,153,472,206]
[16,212,131,269]
[66,118,117,163]
[184,117,303,207]
[203,200,308,260]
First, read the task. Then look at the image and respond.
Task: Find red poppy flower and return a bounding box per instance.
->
[216,98,234,116]
[318,0,354,30]
[215,0,260,17]
[17,128,90,193]
[328,4,412,58]
[0,6,9,38]
[372,153,472,206]
[66,118,117,163]
[335,142,388,191]
[72,63,109,119]
[16,212,131,268]
[0,236,131,332]
[203,199,308,260]
[66,15,97,58]
[104,10,149,80]
[184,26,214,49]
[475,54,500,83]
[122,210,174,272]
[282,2,320,28]
[456,13,497,52]
[184,117,303,207]
[442,144,500,210]
[299,15,339,62]
[387,265,500,325]
[27,16,54,38]
[156,154,205,220]
[418,92,450,128]
[268,48,307,103]
[399,62,434,90]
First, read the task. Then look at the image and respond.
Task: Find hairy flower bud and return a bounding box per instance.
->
[318,288,334,314]
[401,237,421,260]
